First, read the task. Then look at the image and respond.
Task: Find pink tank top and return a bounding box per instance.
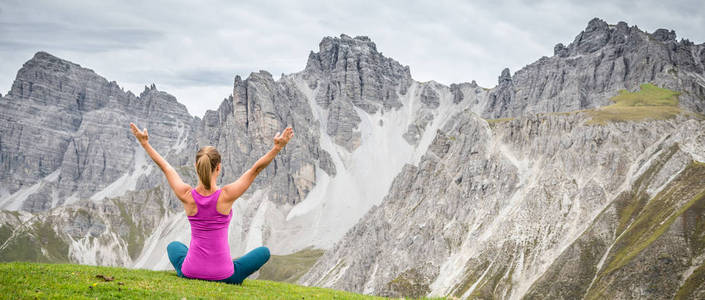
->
[181,189,234,280]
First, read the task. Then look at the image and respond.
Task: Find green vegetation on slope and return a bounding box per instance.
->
[0,220,69,264]
[603,161,705,275]
[610,83,680,107]
[614,144,680,237]
[0,262,383,299]
[586,160,705,299]
[587,83,683,124]
[257,248,325,283]
[111,197,146,261]
[675,263,705,300]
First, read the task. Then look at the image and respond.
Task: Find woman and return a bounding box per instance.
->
[130,122,294,284]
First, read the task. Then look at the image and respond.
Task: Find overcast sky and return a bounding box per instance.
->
[1,0,703,117]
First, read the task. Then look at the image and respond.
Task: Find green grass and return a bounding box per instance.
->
[0,262,384,299]
[587,83,683,124]
[614,144,680,236]
[675,263,705,300]
[602,161,705,276]
[258,248,325,283]
[610,83,680,107]
[585,161,705,299]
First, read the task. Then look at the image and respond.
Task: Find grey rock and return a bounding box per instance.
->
[573,17,611,54]
[200,71,331,205]
[450,83,465,104]
[652,28,677,42]
[554,43,569,57]
[326,97,362,151]
[303,34,413,149]
[302,110,705,298]
[482,19,705,118]
[420,84,440,108]
[402,111,434,145]
[0,52,194,211]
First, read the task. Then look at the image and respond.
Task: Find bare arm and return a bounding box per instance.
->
[221,127,294,204]
[130,123,191,202]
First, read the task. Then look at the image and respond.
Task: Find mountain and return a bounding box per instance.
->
[484,18,705,118]
[1,17,705,299]
[300,19,705,299]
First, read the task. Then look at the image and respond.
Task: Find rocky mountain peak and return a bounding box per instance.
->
[586,17,609,32]
[571,17,614,54]
[302,34,413,150]
[498,68,512,85]
[139,83,158,97]
[483,18,705,119]
[652,28,678,42]
[27,51,80,69]
[318,34,378,58]
[566,18,688,56]
[0,51,195,211]
[304,33,406,76]
[9,51,91,99]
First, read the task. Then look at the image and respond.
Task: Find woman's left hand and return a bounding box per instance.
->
[274,127,294,150]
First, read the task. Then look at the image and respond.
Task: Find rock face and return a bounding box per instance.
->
[0,52,195,212]
[301,112,705,299]
[299,19,705,299]
[199,71,331,206]
[482,18,705,118]
[303,34,413,150]
[2,18,705,300]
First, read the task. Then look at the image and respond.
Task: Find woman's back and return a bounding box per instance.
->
[181,189,234,280]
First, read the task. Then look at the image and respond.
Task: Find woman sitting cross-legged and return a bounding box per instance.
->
[130,122,294,284]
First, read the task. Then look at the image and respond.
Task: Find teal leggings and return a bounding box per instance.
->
[167,241,270,284]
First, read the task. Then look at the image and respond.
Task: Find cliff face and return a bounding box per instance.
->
[299,19,705,299]
[1,18,705,299]
[301,111,705,299]
[302,34,414,151]
[0,52,195,212]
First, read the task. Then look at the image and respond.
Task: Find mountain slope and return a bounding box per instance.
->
[483,18,705,118]
[1,17,705,300]
[301,109,705,298]
[299,19,705,299]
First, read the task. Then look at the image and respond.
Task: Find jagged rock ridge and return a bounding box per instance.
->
[483,18,705,118]
[300,19,705,299]
[1,18,705,300]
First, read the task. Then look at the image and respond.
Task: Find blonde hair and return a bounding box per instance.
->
[196,146,221,190]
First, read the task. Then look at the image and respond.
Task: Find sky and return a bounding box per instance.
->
[1,0,703,117]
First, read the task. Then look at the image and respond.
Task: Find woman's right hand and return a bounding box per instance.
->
[130,123,149,145]
[274,127,294,150]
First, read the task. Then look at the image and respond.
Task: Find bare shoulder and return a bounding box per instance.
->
[178,186,195,204]
[219,186,236,204]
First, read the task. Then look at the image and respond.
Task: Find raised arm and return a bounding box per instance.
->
[130,123,192,202]
[221,127,294,204]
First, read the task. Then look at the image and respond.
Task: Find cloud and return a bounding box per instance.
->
[0,0,703,117]
[0,22,164,52]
